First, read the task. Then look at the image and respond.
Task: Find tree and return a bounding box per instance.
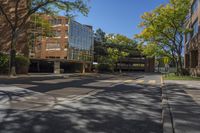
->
[28,14,54,52]
[0,0,89,76]
[137,43,166,58]
[106,34,136,72]
[94,28,107,62]
[136,0,190,75]
[94,28,106,43]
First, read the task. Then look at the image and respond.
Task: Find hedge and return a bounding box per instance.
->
[15,55,30,74]
[97,63,113,72]
[0,53,9,74]
[0,53,30,74]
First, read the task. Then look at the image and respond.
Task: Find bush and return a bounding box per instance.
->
[182,68,190,76]
[97,63,113,73]
[0,54,30,74]
[16,55,30,74]
[0,53,9,74]
[16,55,30,67]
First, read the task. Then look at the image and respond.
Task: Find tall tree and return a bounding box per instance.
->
[0,0,89,76]
[106,34,137,72]
[94,28,107,62]
[94,28,106,43]
[136,0,190,75]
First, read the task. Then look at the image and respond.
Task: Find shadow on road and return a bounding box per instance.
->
[0,76,163,133]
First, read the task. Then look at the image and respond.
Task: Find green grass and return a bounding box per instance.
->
[164,73,200,81]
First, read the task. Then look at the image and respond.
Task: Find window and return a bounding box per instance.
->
[185,33,191,43]
[192,0,198,15]
[49,19,62,25]
[54,31,61,37]
[46,43,61,51]
[192,19,199,37]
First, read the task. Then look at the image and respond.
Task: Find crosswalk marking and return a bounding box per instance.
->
[148,80,156,84]
[124,80,135,83]
[123,80,157,84]
[136,80,144,83]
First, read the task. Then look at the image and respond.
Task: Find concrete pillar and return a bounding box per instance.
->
[81,63,85,74]
[54,61,60,74]
[37,61,40,72]
[85,63,91,72]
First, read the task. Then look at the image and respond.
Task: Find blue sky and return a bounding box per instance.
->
[75,0,168,39]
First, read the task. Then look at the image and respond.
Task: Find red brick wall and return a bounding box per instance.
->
[0,0,29,56]
[32,15,69,59]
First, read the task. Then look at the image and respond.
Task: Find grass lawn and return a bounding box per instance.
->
[164,73,200,81]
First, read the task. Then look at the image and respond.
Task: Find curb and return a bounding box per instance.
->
[161,76,175,133]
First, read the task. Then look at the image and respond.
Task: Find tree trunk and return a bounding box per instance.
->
[178,54,183,75]
[174,58,179,76]
[9,32,17,76]
[176,60,180,76]
[119,58,122,73]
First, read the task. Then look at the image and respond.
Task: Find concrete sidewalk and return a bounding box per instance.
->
[162,80,200,133]
[0,73,97,79]
[0,72,145,79]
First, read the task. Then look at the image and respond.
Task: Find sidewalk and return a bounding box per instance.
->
[0,73,97,79]
[162,80,200,133]
[0,72,143,79]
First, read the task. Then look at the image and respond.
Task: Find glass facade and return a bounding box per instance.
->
[68,20,94,62]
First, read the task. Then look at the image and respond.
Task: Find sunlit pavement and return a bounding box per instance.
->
[0,73,162,133]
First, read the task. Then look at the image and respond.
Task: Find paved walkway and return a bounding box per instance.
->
[163,80,200,133]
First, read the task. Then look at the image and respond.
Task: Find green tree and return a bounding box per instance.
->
[94,28,107,62]
[28,14,54,53]
[95,28,106,43]
[137,43,167,58]
[106,34,136,72]
[136,0,190,75]
[0,0,89,76]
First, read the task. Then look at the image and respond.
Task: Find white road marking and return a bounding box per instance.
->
[148,80,156,84]
[136,80,144,83]
[124,80,135,83]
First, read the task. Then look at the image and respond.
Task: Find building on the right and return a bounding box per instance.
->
[184,0,200,76]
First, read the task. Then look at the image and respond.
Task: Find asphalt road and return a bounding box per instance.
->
[0,73,162,133]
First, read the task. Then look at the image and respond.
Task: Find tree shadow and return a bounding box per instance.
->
[0,77,163,133]
[164,82,200,132]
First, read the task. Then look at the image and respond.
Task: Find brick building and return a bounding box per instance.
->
[184,0,200,76]
[0,0,29,56]
[29,14,94,73]
[29,15,69,60]
[0,1,94,74]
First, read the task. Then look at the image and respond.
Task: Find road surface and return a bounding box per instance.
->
[0,73,162,133]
